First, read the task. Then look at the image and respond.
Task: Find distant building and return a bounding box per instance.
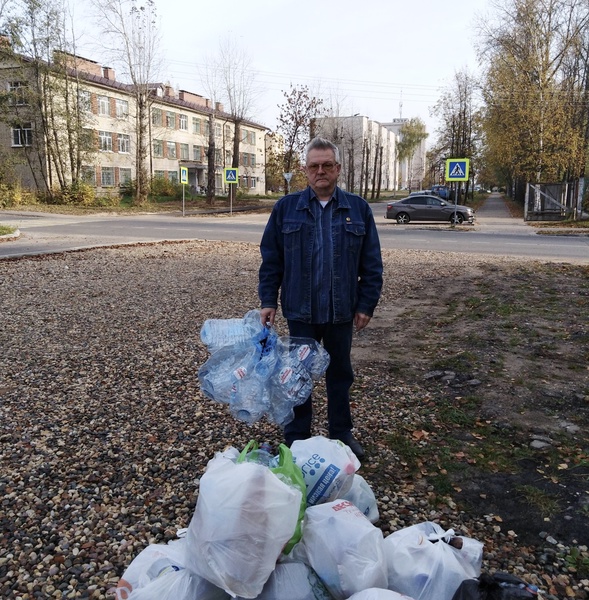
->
[313,115,427,193]
[381,118,427,190]
[0,50,268,195]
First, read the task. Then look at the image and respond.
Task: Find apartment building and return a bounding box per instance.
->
[313,115,398,194]
[0,50,268,195]
[382,118,427,190]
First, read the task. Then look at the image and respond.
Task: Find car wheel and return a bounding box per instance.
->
[396,212,410,224]
[450,213,464,224]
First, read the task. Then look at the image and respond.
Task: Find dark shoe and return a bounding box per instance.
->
[333,434,365,461]
[284,434,311,448]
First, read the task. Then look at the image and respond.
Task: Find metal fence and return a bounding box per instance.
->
[524,181,583,221]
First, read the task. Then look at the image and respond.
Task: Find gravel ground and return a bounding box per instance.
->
[0,240,587,599]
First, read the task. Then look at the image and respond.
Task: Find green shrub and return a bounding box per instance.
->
[150,176,182,198]
[0,182,36,208]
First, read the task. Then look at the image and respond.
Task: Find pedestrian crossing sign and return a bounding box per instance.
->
[180,166,188,185]
[445,158,470,181]
[224,168,238,184]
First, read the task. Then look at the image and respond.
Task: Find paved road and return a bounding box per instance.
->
[0,194,587,263]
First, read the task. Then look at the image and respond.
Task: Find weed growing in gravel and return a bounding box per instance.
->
[516,484,561,516]
[565,547,589,578]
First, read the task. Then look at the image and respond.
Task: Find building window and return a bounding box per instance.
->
[98,95,109,116]
[241,129,248,142]
[225,150,231,164]
[215,172,222,189]
[215,149,222,165]
[180,143,189,160]
[115,99,129,118]
[241,152,249,167]
[8,81,28,105]
[154,170,165,179]
[249,176,257,188]
[250,153,256,167]
[168,170,178,183]
[153,139,163,157]
[179,114,188,130]
[119,168,132,185]
[204,120,210,136]
[192,117,201,134]
[224,125,231,139]
[165,111,175,128]
[118,133,130,154]
[167,141,177,158]
[192,145,201,161]
[11,123,33,147]
[81,166,95,184]
[248,131,255,144]
[215,123,222,138]
[99,131,112,152]
[152,108,162,126]
[101,166,115,186]
[78,90,91,112]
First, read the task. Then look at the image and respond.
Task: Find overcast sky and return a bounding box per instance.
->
[79,0,494,144]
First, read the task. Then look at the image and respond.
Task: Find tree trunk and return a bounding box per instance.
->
[206,114,216,205]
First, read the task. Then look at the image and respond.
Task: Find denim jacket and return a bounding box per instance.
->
[259,186,383,323]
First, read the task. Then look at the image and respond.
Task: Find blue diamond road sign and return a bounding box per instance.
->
[445,158,470,182]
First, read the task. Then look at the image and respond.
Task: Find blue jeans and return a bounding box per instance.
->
[284,320,354,441]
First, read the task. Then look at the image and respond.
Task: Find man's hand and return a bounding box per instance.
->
[354,312,371,332]
[260,308,276,326]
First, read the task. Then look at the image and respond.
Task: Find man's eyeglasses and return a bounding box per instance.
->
[306,162,338,173]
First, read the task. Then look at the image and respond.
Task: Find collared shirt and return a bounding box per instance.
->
[309,194,334,324]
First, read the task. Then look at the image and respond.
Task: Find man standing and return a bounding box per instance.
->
[258,137,383,460]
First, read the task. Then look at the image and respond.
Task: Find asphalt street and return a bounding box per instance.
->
[0,194,587,263]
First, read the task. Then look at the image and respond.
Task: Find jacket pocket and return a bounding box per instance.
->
[344,222,365,252]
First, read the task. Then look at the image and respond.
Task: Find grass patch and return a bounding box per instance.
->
[384,432,425,471]
[515,484,561,517]
[0,224,17,235]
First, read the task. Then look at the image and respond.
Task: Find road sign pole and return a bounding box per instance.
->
[182,185,185,217]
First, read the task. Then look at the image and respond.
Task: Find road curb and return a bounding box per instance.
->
[0,228,20,241]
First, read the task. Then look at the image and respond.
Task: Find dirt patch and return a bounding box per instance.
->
[353,257,589,548]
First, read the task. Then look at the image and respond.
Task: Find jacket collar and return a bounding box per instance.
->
[296,186,350,211]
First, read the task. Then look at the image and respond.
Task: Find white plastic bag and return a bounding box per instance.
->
[299,500,388,600]
[383,522,483,600]
[235,561,333,600]
[346,589,416,600]
[291,436,360,506]
[338,474,379,523]
[185,454,303,598]
[114,539,228,600]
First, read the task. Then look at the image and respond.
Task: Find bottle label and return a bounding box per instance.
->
[297,345,311,361]
[234,366,248,379]
[278,366,294,384]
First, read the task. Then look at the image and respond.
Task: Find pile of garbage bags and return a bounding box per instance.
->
[198,310,330,427]
[114,436,491,600]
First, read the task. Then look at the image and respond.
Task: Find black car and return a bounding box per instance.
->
[386,194,475,224]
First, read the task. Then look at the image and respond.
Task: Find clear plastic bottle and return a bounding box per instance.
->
[200,309,265,352]
[229,375,269,423]
[268,352,313,411]
[198,345,260,404]
[243,442,274,466]
[278,336,330,380]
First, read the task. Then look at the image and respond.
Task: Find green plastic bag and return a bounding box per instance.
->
[238,440,306,553]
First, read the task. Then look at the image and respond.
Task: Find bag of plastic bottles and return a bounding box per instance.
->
[184,443,303,598]
[383,522,483,600]
[291,436,360,506]
[295,499,388,600]
[347,590,416,600]
[237,440,307,554]
[235,561,333,600]
[114,538,228,600]
[337,473,379,523]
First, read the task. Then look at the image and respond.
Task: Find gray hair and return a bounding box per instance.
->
[305,137,340,164]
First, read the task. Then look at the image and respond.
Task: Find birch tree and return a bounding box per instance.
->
[95,0,162,205]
